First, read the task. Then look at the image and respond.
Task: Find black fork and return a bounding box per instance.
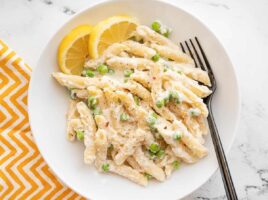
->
[180,37,238,200]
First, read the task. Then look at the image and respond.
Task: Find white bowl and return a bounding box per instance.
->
[28,0,240,199]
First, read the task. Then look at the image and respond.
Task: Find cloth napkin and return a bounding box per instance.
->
[0,40,84,199]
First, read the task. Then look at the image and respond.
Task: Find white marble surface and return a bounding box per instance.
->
[1,0,268,199]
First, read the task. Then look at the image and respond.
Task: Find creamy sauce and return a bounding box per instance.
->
[106,68,125,84]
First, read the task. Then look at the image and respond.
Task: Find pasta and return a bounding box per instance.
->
[52,22,211,186]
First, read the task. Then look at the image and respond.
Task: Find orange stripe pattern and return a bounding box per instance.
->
[0,40,84,199]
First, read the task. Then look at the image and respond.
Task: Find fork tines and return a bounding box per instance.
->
[180,37,216,90]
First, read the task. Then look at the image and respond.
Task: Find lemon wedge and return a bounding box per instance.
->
[58,25,93,75]
[89,16,138,58]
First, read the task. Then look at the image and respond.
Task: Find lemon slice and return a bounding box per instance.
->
[58,25,93,75]
[89,16,138,58]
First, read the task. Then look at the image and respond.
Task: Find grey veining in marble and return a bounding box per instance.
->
[1,0,268,199]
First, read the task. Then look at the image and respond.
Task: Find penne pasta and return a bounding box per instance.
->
[151,43,194,65]
[114,129,145,165]
[133,146,165,182]
[66,100,79,141]
[106,56,153,71]
[135,25,180,51]
[165,61,211,86]
[76,101,97,165]
[122,40,156,59]
[53,22,212,186]
[107,160,148,186]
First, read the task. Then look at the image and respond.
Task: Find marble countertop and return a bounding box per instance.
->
[1,0,268,199]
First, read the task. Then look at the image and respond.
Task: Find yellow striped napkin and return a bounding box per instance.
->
[0,40,84,199]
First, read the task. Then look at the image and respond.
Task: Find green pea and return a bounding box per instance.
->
[86,69,95,77]
[144,173,153,180]
[163,96,169,105]
[149,143,160,154]
[147,115,156,127]
[120,112,129,121]
[169,91,178,99]
[163,29,171,38]
[88,96,98,109]
[172,160,180,170]
[169,91,180,103]
[189,108,201,117]
[97,64,109,75]
[92,107,102,116]
[152,53,160,62]
[124,69,134,77]
[156,149,165,159]
[102,163,110,172]
[152,112,158,119]
[76,130,84,141]
[151,21,161,32]
[156,99,165,108]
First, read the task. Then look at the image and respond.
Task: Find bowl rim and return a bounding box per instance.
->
[28,0,241,199]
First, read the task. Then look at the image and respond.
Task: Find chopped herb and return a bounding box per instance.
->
[177,70,182,74]
[172,160,180,170]
[144,172,153,180]
[120,112,129,121]
[124,69,134,77]
[169,91,178,99]
[97,64,109,75]
[152,112,158,119]
[151,21,161,32]
[152,53,160,62]
[147,115,157,127]
[88,96,98,109]
[133,95,140,106]
[188,108,201,117]
[169,91,180,104]
[173,133,182,141]
[76,130,84,141]
[163,96,170,105]
[102,163,110,172]
[124,78,128,83]
[149,143,160,154]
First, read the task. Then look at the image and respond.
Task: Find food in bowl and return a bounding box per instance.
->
[52,15,211,186]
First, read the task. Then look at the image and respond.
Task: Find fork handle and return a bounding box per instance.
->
[207,102,238,200]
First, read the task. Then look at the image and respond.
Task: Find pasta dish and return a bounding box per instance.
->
[52,19,211,186]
